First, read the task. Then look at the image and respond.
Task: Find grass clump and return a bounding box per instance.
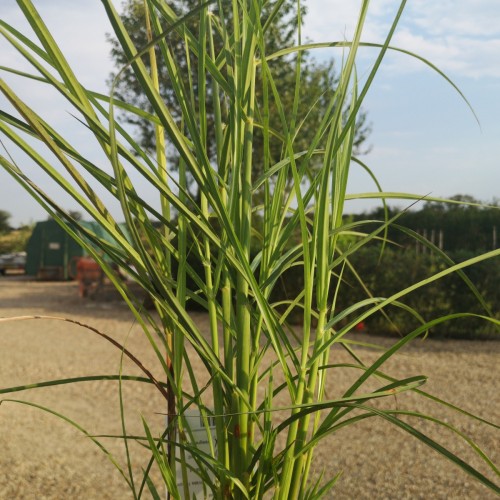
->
[0,0,498,498]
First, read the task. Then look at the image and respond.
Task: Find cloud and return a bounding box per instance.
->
[303,0,500,79]
[407,1,500,38]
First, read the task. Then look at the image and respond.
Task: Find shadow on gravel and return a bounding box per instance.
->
[2,276,497,352]
[0,275,147,320]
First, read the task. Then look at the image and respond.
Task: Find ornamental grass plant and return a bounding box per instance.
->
[0,0,499,498]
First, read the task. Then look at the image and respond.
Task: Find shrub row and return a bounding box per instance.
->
[172,241,499,339]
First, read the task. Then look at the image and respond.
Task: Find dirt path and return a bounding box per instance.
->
[0,277,498,499]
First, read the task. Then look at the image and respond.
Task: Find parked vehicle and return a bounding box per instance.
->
[0,252,26,275]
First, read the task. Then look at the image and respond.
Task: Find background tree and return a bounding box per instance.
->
[107,0,371,194]
[0,210,11,234]
[0,225,32,254]
[0,211,32,254]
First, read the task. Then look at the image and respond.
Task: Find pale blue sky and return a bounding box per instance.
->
[1,1,499,226]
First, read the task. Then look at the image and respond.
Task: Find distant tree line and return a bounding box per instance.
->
[355,195,500,254]
[0,210,11,234]
[0,211,32,254]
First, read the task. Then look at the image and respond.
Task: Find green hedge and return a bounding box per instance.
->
[169,228,499,339]
[334,247,500,339]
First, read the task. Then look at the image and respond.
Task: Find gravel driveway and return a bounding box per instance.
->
[0,277,498,499]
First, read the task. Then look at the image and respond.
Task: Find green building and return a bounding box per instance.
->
[25,219,129,280]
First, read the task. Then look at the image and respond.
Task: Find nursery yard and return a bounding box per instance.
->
[0,277,498,499]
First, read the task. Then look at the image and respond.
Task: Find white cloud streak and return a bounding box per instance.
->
[303,0,500,79]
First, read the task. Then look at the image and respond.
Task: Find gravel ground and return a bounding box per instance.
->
[0,276,498,499]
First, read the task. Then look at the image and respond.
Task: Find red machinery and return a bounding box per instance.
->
[75,257,103,298]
